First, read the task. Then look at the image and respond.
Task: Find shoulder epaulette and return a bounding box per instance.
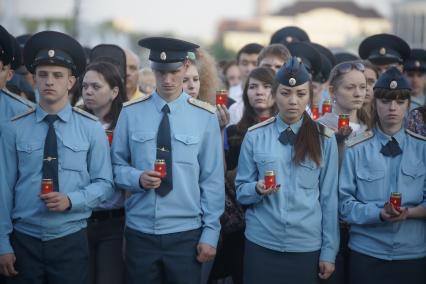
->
[11,108,36,121]
[248,117,276,132]
[123,94,152,107]
[2,88,35,109]
[345,130,374,147]
[188,97,216,113]
[406,129,426,141]
[72,107,98,121]
[316,122,334,138]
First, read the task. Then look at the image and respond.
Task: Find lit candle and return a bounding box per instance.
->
[105,130,113,145]
[154,159,167,178]
[264,170,276,189]
[311,105,320,120]
[322,99,332,114]
[338,114,349,130]
[216,90,228,106]
[390,192,402,210]
[41,179,54,194]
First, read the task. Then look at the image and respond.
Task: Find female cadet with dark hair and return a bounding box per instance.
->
[236,57,339,284]
[339,67,426,284]
[81,61,127,284]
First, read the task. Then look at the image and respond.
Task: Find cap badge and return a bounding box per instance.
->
[379,47,386,55]
[48,49,55,58]
[389,80,398,89]
[289,78,296,86]
[160,51,167,61]
[415,60,421,68]
[285,36,293,43]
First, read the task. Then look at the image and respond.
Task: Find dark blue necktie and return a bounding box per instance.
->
[156,104,173,196]
[380,137,402,157]
[42,114,59,192]
[279,127,296,145]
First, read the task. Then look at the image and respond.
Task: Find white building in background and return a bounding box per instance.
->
[219,0,391,52]
[393,0,426,49]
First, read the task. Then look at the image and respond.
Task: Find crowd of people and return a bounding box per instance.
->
[0,22,425,284]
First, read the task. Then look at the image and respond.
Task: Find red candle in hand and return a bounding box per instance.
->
[264,171,276,189]
[105,130,113,145]
[338,114,349,129]
[41,179,54,194]
[322,99,332,114]
[216,90,228,106]
[311,105,320,120]
[155,159,167,178]
[390,192,401,210]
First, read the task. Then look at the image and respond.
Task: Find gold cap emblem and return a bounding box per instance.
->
[379,47,386,55]
[389,80,398,89]
[289,78,296,86]
[48,49,55,58]
[415,60,421,67]
[160,52,167,61]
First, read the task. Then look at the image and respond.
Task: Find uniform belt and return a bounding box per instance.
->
[89,208,124,221]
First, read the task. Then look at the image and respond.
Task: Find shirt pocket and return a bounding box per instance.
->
[401,162,425,204]
[253,153,277,178]
[16,141,44,170]
[129,131,156,165]
[355,165,385,201]
[297,160,320,189]
[61,141,89,172]
[174,134,200,164]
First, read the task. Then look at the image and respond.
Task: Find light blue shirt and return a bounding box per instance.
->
[236,116,340,263]
[0,89,33,131]
[0,103,114,255]
[111,92,224,248]
[339,126,426,260]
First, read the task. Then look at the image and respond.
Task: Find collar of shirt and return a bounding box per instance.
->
[152,91,189,114]
[374,125,405,147]
[275,114,304,135]
[35,103,72,123]
[130,89,144,101]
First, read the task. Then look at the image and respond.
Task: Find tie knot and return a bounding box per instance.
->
[162,104,170,114]
[45,114,58,125]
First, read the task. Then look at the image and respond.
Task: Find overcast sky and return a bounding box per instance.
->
[10,0,399,41]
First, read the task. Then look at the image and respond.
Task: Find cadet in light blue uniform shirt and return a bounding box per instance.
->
[0,31,113,283]
[111,37,224,284]
[236,57,339,284]
[0,26,34,131]
[339,67,426,284]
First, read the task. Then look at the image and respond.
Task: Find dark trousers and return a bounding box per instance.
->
[208,230,244,284]
[87,216,125,284]
[243,239,320,284]
[320,224,349,284]
[125,227,202,284]
[348,250,426,284]
[6,229,88,284]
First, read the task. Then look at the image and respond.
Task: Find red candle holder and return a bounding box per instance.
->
[105,130,113,145]
[155,159,167,178]
[264,171,276,189]
[41,179,54,194]
[338,114,350,129]
[311,105,320,120]
[216,90,228,106]
[322,99,332,114]
[390,192,401,210]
